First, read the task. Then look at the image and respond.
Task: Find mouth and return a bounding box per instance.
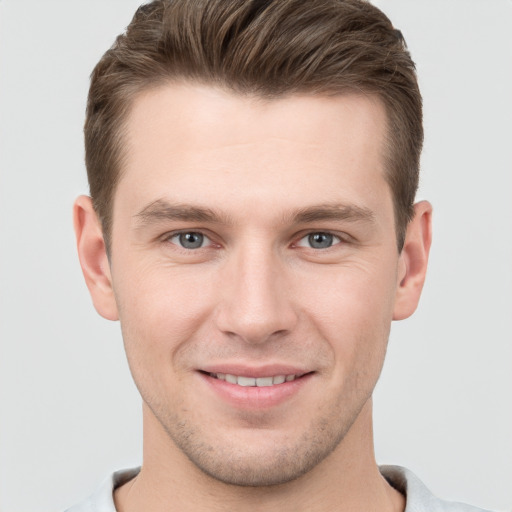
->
[199,369,313,408]
[206,372,305,387]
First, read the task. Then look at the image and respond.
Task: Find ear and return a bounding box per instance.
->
[393,200,433,321]
[73,195,119,321]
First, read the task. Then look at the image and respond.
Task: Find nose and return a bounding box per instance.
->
[214,242,299,345]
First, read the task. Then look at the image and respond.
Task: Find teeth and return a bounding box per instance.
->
[225,374,237,384]
[211,373,297,386]
[256,377,273,387]
[238,376,256,387]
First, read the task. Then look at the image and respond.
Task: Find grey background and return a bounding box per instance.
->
[0,1,510,510]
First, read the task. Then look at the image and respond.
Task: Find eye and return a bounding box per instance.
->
[296,232,341,249]
[169,232,211,249]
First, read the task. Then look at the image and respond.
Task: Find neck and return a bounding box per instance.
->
[115,399,404,512]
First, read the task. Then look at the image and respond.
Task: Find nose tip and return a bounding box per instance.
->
[221,314,291,345]
[214,252,298,345]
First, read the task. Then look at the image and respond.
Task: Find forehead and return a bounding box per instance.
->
[124,83,388,159]
[116,83,391,223]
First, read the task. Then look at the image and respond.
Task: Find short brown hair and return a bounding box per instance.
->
[85,0,422,251]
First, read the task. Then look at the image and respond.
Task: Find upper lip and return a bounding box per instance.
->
[198,364,310,378]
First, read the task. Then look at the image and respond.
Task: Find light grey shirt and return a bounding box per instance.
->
[65,465,492,512]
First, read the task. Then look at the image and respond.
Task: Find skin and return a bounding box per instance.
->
[74,84,432,512]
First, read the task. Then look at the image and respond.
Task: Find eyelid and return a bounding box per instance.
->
[294,230,347,249]
[159,228,351,250]
[163,229,216,249]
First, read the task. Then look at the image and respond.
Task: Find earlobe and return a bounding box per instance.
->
[392,200,433,321]
[73,195,119,321]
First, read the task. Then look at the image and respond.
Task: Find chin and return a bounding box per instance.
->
[159,410,354,488]
[183,442,333,487]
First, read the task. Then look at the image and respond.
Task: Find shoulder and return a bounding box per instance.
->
[64,467,140,512]
[380,465,494,512]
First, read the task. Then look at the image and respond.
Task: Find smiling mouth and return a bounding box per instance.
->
[206,372,306,387]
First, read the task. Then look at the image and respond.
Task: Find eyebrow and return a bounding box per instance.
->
[290,203,375,225]
[134,199,232,226]
[134,199,375,228]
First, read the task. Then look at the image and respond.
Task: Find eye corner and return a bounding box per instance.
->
[294,231,343,250]
[161,230,217,250]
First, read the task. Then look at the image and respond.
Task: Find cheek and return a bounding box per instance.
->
[111,262,216,386]
[295,259,397,366]
[297,257,398,322]
[115,258,214,332]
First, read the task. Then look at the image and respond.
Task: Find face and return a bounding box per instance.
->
[99,85,410,485]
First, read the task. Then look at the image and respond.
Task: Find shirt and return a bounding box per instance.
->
[65,465,493,512]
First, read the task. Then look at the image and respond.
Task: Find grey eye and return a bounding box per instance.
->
[172,232,206,249]
[308,233,334,249]
[297,232,341,249]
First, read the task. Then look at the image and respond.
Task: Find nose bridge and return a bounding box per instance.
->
[216,237,297,344]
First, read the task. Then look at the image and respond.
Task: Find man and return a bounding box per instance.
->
[67,1,491,511]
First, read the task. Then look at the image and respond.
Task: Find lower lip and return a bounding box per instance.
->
[199,372,312,409]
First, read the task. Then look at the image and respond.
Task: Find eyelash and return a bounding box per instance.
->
[295,232,343,250]
[166,231,215,250]
[163,230,346,251]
